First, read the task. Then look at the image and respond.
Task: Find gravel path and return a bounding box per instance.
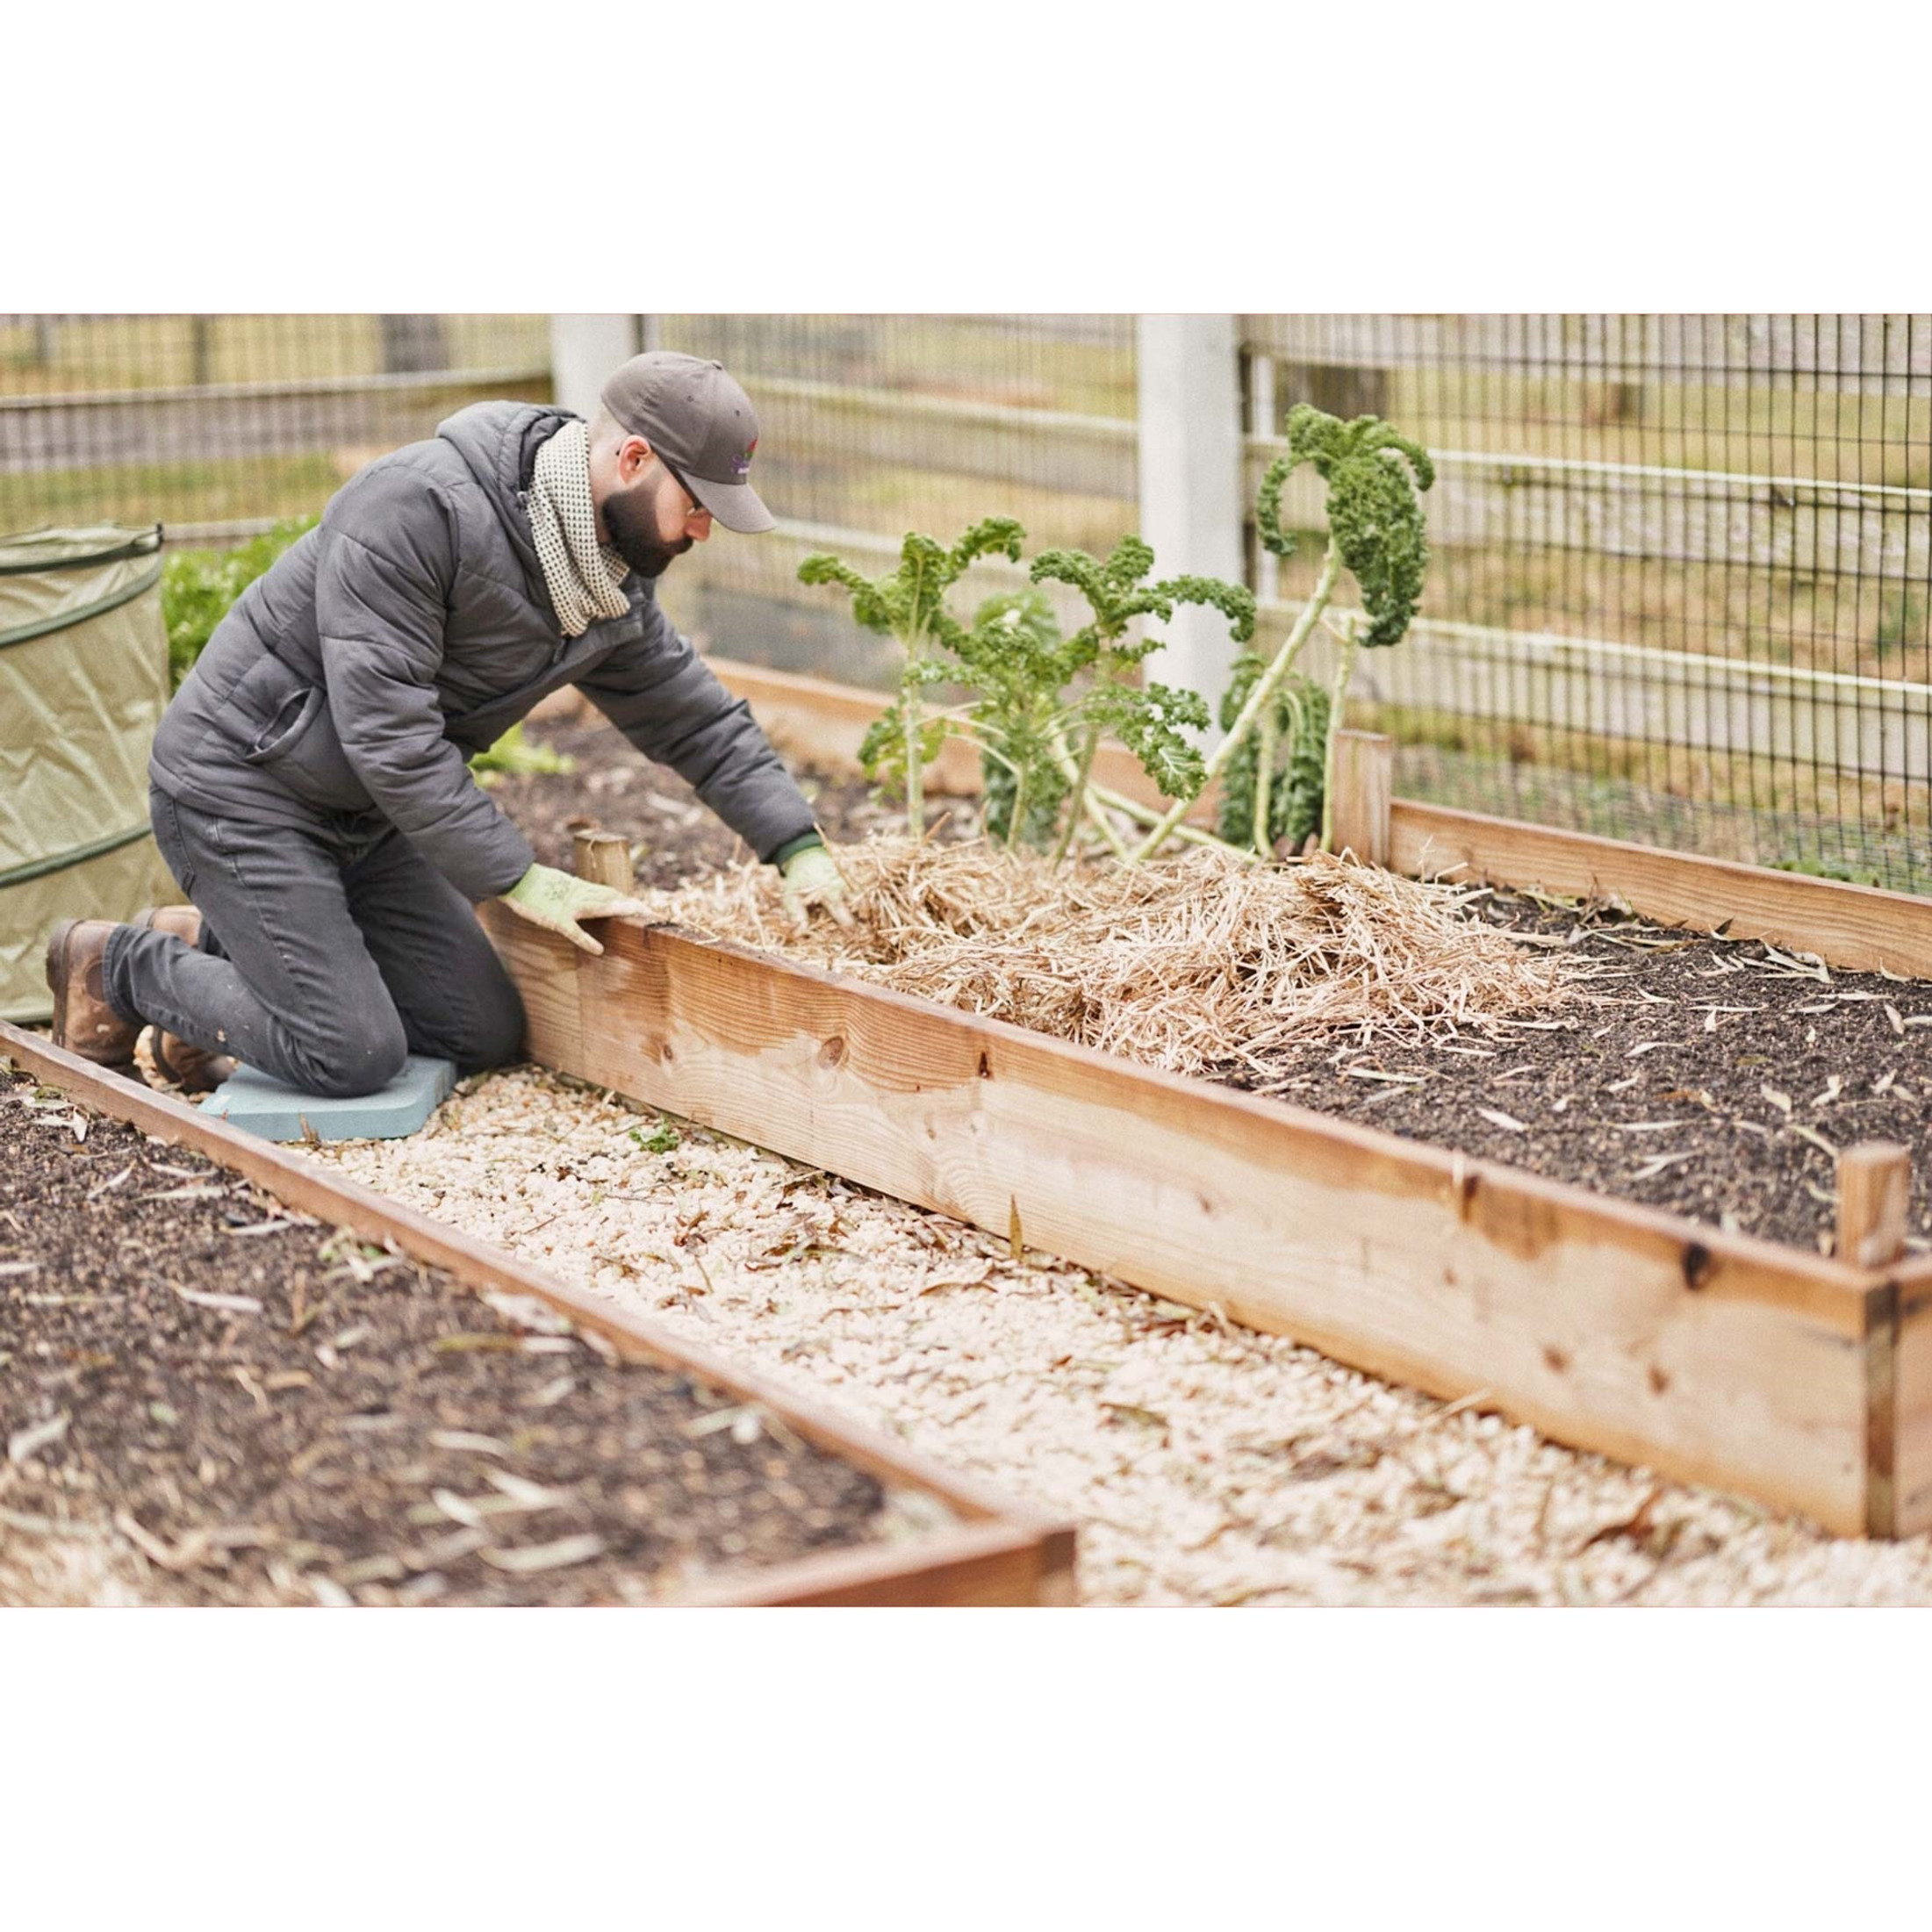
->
[314,1067,1932,1605]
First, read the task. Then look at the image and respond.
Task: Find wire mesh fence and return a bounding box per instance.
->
[1240,315,1932,892]
[648,313,1138,691]
[0,314,550,539]
[4,312,1926,893]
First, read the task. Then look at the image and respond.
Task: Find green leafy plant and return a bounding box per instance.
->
[1214,657,1330,856]
[798,519,1024,832]
[1131,405,1433,861]
[629,1119,681,1153]
[960,589,1074,851]
[468,722,577,786]
[1017,536,1253,863]
[161,516,317,688]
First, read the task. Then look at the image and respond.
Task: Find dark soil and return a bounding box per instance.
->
[496,717,1932,1258]
[1249,893,1932,1258]
[0,1068,896,1606]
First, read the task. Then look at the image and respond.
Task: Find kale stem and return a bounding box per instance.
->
[1005,761,1029,850]
[1050,723,1102,867]
[1318,623,1360,852]
[1129,541,1342,863]
[1083,779,1255,859]
[1252,700,1277,857]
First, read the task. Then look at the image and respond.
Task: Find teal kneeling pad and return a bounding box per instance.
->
[200,1055,456,1142]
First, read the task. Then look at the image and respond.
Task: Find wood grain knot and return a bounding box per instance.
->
[1680,1242,1713,1291]
[818,1036,847,1069]
[976,1051,991,1079]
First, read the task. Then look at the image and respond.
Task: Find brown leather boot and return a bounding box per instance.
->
[46,920,142,1074]
[129,905,233,1093]
[133,903,202,948]
[147,1030,237,1095]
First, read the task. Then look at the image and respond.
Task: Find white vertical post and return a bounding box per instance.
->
[1248,348,1281,607]
[548,315,643,420]
[1136,314,1247,713]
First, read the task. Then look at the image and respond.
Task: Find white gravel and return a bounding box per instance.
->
[313,1064,1932,1605]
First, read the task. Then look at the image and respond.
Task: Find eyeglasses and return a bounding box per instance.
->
[656,453,709,525]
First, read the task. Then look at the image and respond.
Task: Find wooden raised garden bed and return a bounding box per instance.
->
[0,1020,1074,1606]
[475,655,1932,1541]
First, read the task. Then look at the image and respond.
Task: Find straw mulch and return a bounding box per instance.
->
[631,837,1584,1088]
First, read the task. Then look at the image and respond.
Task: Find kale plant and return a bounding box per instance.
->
[1005,535,1253,863]
[162,516,317,688]
[798,519,1025,832]
[1131,406,1433,861]
[959,589,1074,851]
[1213,656,1330,856]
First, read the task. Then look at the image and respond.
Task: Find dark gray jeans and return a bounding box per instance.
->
[104,786,525,1098]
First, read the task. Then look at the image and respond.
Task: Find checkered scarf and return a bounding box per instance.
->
[528,420,632,638]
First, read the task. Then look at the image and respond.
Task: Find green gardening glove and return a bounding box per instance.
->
[499,862,648,957]
[779,842,852,930]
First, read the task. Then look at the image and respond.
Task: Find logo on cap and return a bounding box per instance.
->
[734,438,757,478]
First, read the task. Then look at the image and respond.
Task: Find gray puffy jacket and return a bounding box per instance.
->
[150,401,816,900]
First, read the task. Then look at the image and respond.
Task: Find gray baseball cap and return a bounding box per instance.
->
[599,351,776,534]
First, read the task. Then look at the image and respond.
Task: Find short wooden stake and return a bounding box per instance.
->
[1837,1142,1911,1268]
[1329,730,1392,867]
[572,828,636,894]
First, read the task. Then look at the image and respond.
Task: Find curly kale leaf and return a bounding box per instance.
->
[1153,573,1258,645]
[858,700,952,802]
[1257,406,1433,648]
[960,589,1076,849]
[1215,654,1330,851]
[1088,679,1211,804]
[798,552,894,632]
[949,516,1027,576]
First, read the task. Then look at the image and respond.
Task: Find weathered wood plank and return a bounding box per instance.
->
[1329,730,1392,865]
[1390,798,1932,979]
[753,376,1136,500]
[1888,1257,1932,1535]
[479,908,1889,1534]
[688,1520,1079,1607]
[0,1018,1074,1603]
[1246,439,1932,579]
[1275,606,1932,789]
[0,369,549,475]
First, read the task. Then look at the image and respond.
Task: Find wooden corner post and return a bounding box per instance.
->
[1839,1142,1911,1269]
[1330,730,1393,867]
[572,828,636,894]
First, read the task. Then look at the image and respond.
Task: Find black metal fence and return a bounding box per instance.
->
[0,313,550,539]
[6,312,1927,893]
[1241,315,1932,891]
[646,314,1138,692]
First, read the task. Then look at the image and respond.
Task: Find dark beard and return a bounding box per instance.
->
[604,474,693,579]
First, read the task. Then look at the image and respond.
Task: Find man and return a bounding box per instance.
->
[46,350,848,1098]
